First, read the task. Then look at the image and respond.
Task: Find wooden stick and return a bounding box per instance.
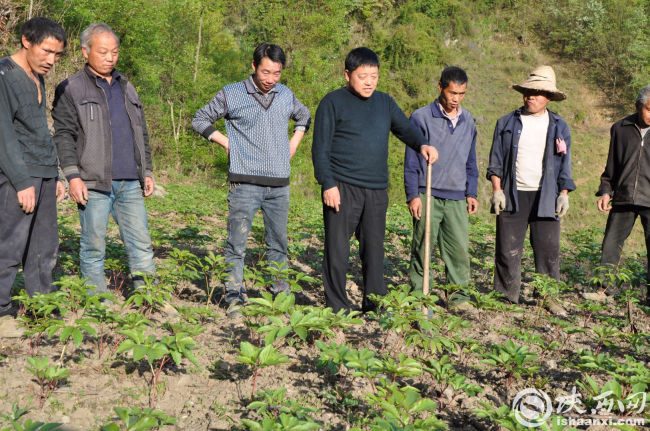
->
[422,163,433,313]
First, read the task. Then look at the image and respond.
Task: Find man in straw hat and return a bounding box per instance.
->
[486,65,575,314]
[596,85,650,306]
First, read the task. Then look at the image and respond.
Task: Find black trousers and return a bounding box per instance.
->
[494,190,560,303]
[322,181,388,313]
[0,174,58,306]
[600,205,650,292]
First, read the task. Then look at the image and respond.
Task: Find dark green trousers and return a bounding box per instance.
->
[409,194,470,293]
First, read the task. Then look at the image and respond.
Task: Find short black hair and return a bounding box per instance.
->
[20,17,67,49]
[344,47,380,73]
[253,43,286,68]
[440,66,468,89]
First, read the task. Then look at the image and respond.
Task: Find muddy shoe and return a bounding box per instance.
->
[0,303,15,319]
[545,298,567,316]
[226,300,243,319]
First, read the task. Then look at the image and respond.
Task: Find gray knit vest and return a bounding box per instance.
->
[223,82,294,186]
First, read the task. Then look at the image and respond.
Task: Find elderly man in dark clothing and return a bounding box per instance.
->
[52,23,156,295]
[312,47,438,314]
[597,85,650,306]
[0,17,67,322]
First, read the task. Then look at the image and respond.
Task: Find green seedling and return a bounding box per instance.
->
[365,384,446,430]
[172,304,219,324]
[248,387,318,421]
[0,402,29,421]
[110,313,152,357]
[46,316,98,365]
[480,340,540,386]
[376,353,423,383]
[591,325,621,354]
[0,420,62,431]
[472,401,577,430]
[192,251,230,306]
[163,321,206,337]
[101,406,176,431]
[25,357,69,409]
[122,275,173,317]
[236,342,291,400]
[240,413,321,430]
[116,330,200,407]
[420,355,482,408]
[157,248,199,298]
[86,304,122,359]
[105,258,128,297]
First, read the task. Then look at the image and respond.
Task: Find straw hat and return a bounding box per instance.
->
[511,65,567,102]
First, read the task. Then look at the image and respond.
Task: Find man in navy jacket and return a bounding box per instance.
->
[487,66,575,313]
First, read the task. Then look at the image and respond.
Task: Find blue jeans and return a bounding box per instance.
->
[79,180,155,294]
[225,183,290,304]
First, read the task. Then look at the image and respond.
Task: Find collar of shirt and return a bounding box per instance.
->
[85,64,121,85]
[245,74,277,95]
[435,99,462,122]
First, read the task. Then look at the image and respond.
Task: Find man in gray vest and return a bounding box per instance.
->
[52,23,156,295]
[405,66,478,311]
[193,44,311,318]
[0,17,67,322]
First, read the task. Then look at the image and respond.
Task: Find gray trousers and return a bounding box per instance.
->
[0,174,58,306]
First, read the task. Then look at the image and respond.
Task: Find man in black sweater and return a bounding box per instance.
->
[312,47,438,313]
[0,18,67,321]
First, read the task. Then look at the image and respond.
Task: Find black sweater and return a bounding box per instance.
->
[312,87,427,190]
[0,57,58,191]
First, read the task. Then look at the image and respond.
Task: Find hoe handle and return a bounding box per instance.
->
[422,163,433,301]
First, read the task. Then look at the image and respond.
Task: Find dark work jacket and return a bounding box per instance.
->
[486,107,576,219]
[597,113,650,207]
[52,66,153,192]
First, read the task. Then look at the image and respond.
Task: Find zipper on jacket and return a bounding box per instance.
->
[90,105,94,121]
[632,124,643,202]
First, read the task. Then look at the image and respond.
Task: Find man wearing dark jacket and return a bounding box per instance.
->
[405,66,477,310]
[597,85,650,305]
[52,23,155,294]
[487,66,575,313]
[312,47,438,314]
[0,18,67,321]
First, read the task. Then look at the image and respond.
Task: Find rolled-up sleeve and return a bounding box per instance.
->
[291,95,311,132]
[192,89,227,140]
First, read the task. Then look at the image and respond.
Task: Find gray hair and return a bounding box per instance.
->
[79,23,119,51]
[636,85,650,108]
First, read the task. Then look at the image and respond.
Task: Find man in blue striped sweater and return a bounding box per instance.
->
[193,44,311,318]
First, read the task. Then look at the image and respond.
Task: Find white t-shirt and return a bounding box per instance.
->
[516,110,549,191]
